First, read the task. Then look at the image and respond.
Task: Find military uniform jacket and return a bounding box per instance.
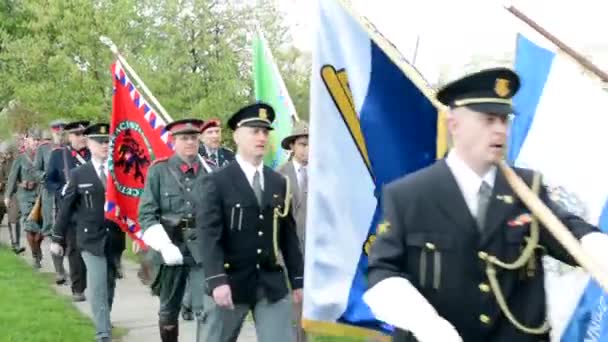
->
[197,162,304,305]
[199,145,235,168]
[4,150,39,200]
[33,142,56,181]
[138,154,208,264]
[367,159,597,342]
[46,145,90,198]
[53,161,125,256]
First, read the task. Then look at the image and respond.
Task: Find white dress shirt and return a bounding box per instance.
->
[91,158,108,180]
[445,151,496,219]
[205,146,218,157]
[236,154,264,191]
[292,159,306,189]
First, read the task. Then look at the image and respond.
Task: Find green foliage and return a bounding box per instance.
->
[0,0,310,139]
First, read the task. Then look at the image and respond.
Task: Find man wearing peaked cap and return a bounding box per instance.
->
[278,119,309,342]
[47,119,91,300]
[198,118,235,168]
[365,67,605,342]
[196,102,303,341]
[138,117,212,342]
[52,122,124,342]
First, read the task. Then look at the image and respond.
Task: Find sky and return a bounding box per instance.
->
[279,0,608,84]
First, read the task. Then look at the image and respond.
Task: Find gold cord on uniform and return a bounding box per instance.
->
[481,170,550,335]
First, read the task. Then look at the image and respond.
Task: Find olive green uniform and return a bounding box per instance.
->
[34,141,59,236]
[5,150,42,261]
[138,154,208,340]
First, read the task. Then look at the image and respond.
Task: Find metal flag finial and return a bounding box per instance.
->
[99,36,119,54]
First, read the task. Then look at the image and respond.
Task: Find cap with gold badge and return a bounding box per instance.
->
[83,123,110,142]
[436,67,521,116]
[227,103,275,131]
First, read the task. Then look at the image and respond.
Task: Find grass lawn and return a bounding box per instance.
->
[0,245,95,342]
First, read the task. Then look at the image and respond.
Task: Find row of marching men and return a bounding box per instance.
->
[1,121,122,305]
[7,103,311,342]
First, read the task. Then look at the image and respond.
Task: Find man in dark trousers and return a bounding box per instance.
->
[197,103,304,342]
[365,68,607,342]
[35,120,66,282]
[48,120,90,300]
[138,118,210,342]
[198,118,234,168]
[51,123,125,342]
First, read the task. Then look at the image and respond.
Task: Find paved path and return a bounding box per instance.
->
[0,225,257,342]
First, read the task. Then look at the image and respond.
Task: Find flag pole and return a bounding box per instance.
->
[505,6,608,83]
[99,36,214,173]
[99,36,175,124]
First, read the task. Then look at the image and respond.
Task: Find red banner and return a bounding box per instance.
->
[105,61,173,243]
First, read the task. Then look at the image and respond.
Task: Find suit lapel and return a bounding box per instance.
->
[480,168,515,246]
[432,160,478,232]
[285,162,301,205]
[228,163,260,208]
[83,162,104,190]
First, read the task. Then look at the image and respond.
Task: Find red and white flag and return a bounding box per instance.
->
[105,61,173,244]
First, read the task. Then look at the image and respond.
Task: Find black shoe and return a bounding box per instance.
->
[116,264,124,279]
[72,292,86,302]
[33,259,42,269]
[12,246,25,255]
[181,307,194,321]
[55,273,67,285]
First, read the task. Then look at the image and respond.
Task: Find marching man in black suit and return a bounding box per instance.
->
[51,123,125,342]
[365,68,608,342]
[197,103,304,342]
[47,120,91,299]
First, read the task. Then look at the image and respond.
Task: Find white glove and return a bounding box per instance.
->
[50,242,64,256]
[3,197,9,208]
[363,277,462,342]
[61,184,68,197]
[141,224,183,265]
[160,244,183,266]
[581,232,608,272]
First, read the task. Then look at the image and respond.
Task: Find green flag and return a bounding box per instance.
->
[253,30,296,169]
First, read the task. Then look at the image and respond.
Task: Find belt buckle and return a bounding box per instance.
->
[180,218,190,230]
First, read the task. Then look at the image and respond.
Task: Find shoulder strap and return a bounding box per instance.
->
[166,165,187,194]
[61,148,70,181]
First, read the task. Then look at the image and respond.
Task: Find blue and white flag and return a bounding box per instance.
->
[303,0,445,337]
[509,33,608,342]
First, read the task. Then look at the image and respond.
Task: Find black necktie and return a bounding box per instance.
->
[477,181,492,231]
[99,164,107,188]
[252,170,263,206]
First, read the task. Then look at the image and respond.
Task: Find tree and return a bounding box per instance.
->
[0,0,311,139]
